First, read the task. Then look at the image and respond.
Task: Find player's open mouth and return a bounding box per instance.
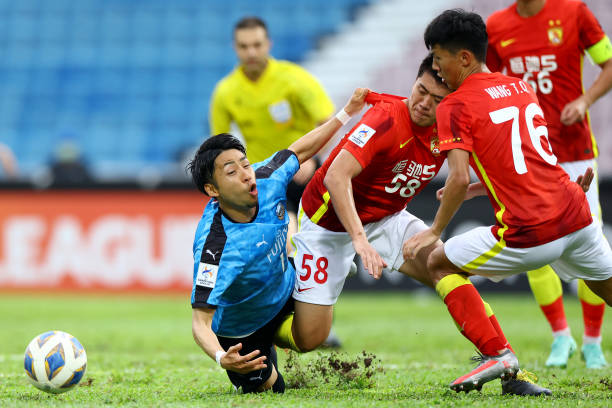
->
[249,183,257,196]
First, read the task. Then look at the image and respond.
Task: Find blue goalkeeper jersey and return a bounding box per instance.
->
[190,150,299,337]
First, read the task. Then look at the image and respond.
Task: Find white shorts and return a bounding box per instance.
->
[445,221,612,282]
[292,209,428,305]
[560,159,601,222]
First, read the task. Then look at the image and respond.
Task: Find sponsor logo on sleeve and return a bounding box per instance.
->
[196,262,218,288]
[348,124,376,148]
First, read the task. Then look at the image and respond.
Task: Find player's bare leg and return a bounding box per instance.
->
[292,301,334,352]
[255,365,280,392]
[583,278,612,307]
[256,365,278,392]
[397,240,440,288]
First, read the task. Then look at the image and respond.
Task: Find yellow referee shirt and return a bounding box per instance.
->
[209,58,334,163]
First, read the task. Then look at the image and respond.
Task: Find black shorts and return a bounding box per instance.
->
[217,297,294,393]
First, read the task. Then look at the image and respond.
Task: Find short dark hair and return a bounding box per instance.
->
[424,9,487,62]
[234,16,268,38]
[417,53,445,86]
[187,133,246,195]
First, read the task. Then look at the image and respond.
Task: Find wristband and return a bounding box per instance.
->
[215,350,226,366]
[335,109,351,126]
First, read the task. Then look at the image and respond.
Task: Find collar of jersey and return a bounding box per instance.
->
[218,200,259,224]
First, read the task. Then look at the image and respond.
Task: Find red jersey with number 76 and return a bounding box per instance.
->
[436,72,591,248]
[300,91,446,232]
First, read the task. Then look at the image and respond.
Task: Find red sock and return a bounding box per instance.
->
[489,314,514,353]
[581,300,605,338]
[444,284,505,356]
[540,296,568,332]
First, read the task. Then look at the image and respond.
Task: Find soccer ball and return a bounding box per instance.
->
[24,331,87,394]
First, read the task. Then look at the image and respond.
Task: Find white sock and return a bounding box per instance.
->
[582,335,602,345]
[552,327,571,338]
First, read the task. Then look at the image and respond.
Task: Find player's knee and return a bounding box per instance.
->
[293,323,329,352]
[583,280,612,307]
[293,333,323,352]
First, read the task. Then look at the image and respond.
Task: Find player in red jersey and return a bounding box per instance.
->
[289,55,448,352]
[487,0,612,370]
[405,9,611,393]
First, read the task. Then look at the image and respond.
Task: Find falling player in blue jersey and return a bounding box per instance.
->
[188,88,368,394]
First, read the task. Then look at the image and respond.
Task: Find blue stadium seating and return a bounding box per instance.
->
[0,0,370,177]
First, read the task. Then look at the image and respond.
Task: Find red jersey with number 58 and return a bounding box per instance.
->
[486,0,609,163]
[436,72,591,248]
[301,92,446,232]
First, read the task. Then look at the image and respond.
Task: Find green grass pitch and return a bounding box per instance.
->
[0,291,610,407]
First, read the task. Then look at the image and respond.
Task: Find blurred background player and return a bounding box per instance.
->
[487,0,612,369]
[0,142,18,179]
[190,89,367,394]
[209,16,341,348]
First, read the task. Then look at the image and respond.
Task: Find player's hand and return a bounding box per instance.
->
[436,182,487,201]
[576,167,594,192]
[560,95,589,126]
[437,184,483,201]
[219,343,267,374]
[403,228,440,260]
[344,88,370,116]
[353,237,387,279]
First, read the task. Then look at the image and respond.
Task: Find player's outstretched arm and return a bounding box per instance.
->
[403,149,470,260]
[324,150,387,279]
[192,308,267,374]
[323,149,387,279]
[289,88,369,164]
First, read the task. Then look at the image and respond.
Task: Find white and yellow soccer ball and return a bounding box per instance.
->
[24,331,87,394]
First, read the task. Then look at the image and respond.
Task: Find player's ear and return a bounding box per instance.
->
[204,183,219,198]
[459,50,473,67]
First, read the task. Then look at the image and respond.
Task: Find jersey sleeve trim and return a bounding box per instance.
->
[255,150,298,179]
[192,210,227,308]
[587,35,612,65]
[191,291,216,309]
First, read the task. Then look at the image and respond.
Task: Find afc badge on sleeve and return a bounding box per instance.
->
[348,124,376,148]
[196,263,218,288]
